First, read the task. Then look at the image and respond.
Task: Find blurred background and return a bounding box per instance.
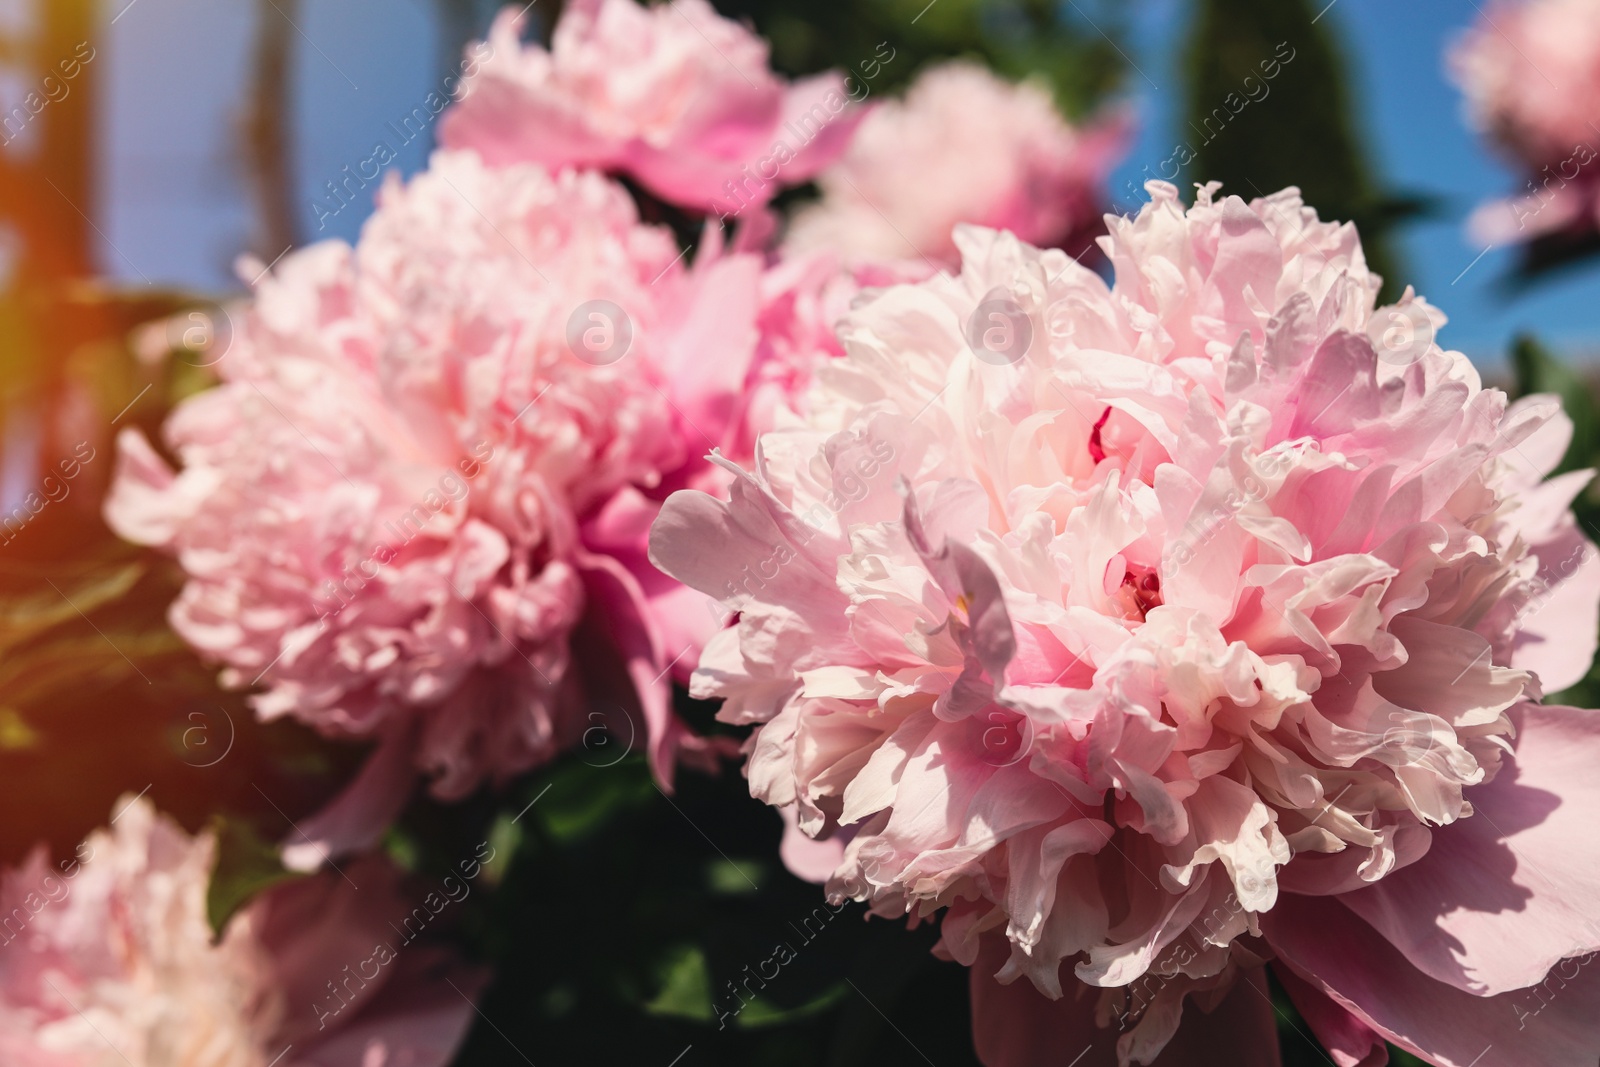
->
[4,1,1598,1064]
[66,0,1600,360]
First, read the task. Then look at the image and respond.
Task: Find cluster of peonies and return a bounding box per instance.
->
[650,182,1600,1065]
[57,0,1600,1061]
[0,796,483,1067]
[105,0,1120,874]
[85,0,1600,1061]
[1450,0,1600,244]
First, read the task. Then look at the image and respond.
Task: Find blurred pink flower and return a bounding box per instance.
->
[651,182,1600,1064]
[439,0,865,214]
[0,796,483,1067]
[785,61,1130,269]
[1449,0,1600,243]
[107,152,731,863]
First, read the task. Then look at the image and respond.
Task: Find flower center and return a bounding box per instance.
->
[1121,568,1162,619]
[1088,406,1112,464]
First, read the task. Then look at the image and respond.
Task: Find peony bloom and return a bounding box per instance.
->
[585,230,934,695]
[1449,0,1600,244]
[785,61,1130,269]
[106,151,732,864]
[0,795,482,1067]
[438,0,865,214]
[651,181,1600,1064]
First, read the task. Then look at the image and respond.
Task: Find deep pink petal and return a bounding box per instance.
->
[1275,965,1389,1067]
[287,946,487,1067]
[281,727,417,872]
[969,937,1282,1067]
[578,548,684,787]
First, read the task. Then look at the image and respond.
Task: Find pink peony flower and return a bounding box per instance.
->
[0,795,483,1067]
[650,181,1600,1064]
[585,229,933,698]
[1449,0,1600,243]
[438,0,866,214]
[106,151,733,864]
[784,61,1131,269]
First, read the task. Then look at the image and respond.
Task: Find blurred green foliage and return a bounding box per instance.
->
[433,0,1134,118]
[435,752,984,1066]
[718,0,1130,119]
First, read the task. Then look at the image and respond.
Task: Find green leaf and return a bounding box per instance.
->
[736,983,849,1028]
[644,943,716,1022]
[533,751,657,844]
[707,856,766,895]
[206,815,303,936]
[0,562,143,658]
[478,811,521,888]
[0,630,186,708]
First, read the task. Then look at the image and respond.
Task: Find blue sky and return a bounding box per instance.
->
[1109,0,1600,369]
[96,0,1600,370]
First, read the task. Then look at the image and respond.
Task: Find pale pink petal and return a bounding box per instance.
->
[578,547,685,785]
[102,427,187,546]
[1265,893,1600,1067]
[0,799,483,1067]
[1338,704,1600,996]
[787,61,1129,266]
[1511,526,1600,692]
[286,947,486,1067]
[776,803,846,884]
[109,150,711,817]
[1449,2,1600,247]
